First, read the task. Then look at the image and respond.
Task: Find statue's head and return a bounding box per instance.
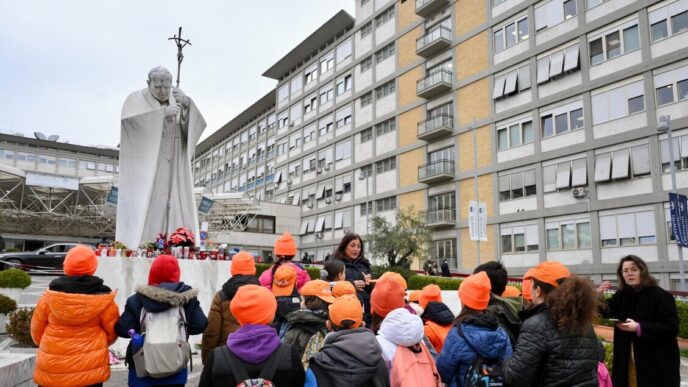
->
[147,66,173,103]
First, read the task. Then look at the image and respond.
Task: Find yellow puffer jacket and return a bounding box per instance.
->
[31,289,119,387]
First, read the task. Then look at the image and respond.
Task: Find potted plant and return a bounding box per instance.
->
[0,268,31,302]
[7,307,37,350]
[0,293,17,334]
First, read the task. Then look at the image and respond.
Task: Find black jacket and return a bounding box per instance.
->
[337,256,373,325]
[603,285,680,387]
[49,275,111,294]
[283,309,328,358]
[114,282,208,370]
[503,303,604,387]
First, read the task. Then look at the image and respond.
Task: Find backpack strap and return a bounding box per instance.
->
[258,344,290,381]
[219,346,251,383]
[177,305,192,373]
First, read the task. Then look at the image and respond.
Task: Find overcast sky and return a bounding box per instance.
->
[0,1,356,148]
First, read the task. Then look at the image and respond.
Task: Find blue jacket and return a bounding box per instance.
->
[436,313,512,387]
[115,282,208,387]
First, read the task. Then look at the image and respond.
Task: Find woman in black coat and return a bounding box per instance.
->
[334,233,373,326]
[598,255,680,387]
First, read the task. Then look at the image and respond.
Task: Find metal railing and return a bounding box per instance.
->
[417,69,453,94]
[418,114,453,136]
[416,25,452,52]
[424,208,457,224]
[418,159,455,180]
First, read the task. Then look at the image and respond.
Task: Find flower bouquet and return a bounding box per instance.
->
[168,227,195,247]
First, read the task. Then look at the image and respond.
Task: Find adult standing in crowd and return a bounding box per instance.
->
[441,259,451,277]
[334,233,373,326]
[598,255,680,387]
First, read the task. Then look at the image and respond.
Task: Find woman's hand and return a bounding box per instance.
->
[597,281,612,294]
[354,280,366,290]
[617,318,639,332]
[364,273,372,285]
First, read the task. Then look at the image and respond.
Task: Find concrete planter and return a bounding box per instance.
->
[0,288,22,303]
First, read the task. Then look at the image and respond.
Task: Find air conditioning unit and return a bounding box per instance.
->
[325,198,332,204]
[571,187,588,198]
[307,202,314,209]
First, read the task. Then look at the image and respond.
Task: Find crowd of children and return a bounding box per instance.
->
[28,231,680,386]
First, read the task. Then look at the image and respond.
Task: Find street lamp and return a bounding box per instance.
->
[658,115,686,291]
[359,168,370,238]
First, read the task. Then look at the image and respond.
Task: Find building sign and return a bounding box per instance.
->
[669,192,688,247]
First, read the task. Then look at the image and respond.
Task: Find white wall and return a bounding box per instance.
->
[376,131,397,155]
[592,113,647,139]
[547,250,593,265]
[355,33,373,59]
[499,196,538,215]
[375,19,395,46]
[356,104,374,128]
[494,40,529,65]
[497,143,535,163]
[652,33,688,59]
[375,94,396,117]
[376,170,397,193]
[495,91,532,114]
[586,0,636,23]
[597,177,653,200]
[376,56,396,81]
[540,128,586,152]
[538,72,582,99]
[601,245,658,264]
[536,18,578,46]
[590,50,642,81]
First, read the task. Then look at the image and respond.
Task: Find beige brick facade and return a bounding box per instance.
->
[458,174,494,220]
[457,125,492,172]
[456,31,489,81]
[456,78,490,127]
[399,107,424,147]
[455,0,487,37]
[398,26,422,69]
[398,0,422,31]
[398,65,424,107]
[399,148,425,187]
[399,189,426,211]
[460,225,496,270]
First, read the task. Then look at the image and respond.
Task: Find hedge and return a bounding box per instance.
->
[598,299,688,339]
[0,268,31,289]
[408,275,463,290]
[254,263,321,281]
[0,294,17,314]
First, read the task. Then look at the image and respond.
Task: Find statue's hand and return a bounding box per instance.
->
[164,104,181,120]
[172,88,190,108]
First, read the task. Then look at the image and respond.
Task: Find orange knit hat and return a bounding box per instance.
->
[459,271,491,311]
[63,245,98,276]
[522,268,535,301]
[301,280,335,303]
[231,251,256,276]
[329,295,363,328]
[379,272,407,290]
[502,285,522,298]
[230,284,276,325]
[525,261,571,288]
[274,231,297,256]
[332,281,356,298]
[371,277,406,318]
[420,284,443,309]
[272,264,297,297]
[408,290,422,304]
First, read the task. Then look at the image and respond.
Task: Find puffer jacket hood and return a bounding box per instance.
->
[459,313,508,360]
[311,328,386,387]
[42,289,116,324]
[422,301,454,326]
[286,309,328,332]
[135,282,198,313]
[221,275,260,300]
[48,275,111,295]
[379,308,424,347]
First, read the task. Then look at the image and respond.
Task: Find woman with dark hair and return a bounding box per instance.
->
[597,255,680,387]
[503,261,604,386]
[334,233,374,325]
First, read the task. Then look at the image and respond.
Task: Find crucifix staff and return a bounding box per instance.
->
[168,26,191,88]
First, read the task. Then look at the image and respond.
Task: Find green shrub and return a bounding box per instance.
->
[7,307,36,347]
[256,263,271,279]
[0,268,31,289]
[677,300,688,339]
[408,275,463,290]
[254,263,321,281]
[306,266,322,280]
[603,342,613,374]
[371,265,417,284]
[0,294,16,314]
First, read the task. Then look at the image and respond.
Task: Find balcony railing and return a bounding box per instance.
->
[418,159,455,184]
[416,25,452,58]
[415,0,450,17]
[418,114,454,141]
[423,208,457,227]
[417,69,453,99]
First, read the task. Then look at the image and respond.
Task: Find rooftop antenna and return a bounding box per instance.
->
[168,26,191,88]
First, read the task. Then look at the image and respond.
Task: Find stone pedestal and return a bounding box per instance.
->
[0,353,36,387]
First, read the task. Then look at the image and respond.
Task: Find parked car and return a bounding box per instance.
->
[0,243,95,272]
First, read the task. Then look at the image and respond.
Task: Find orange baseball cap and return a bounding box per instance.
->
[272,265,297,297]
[230,284,277,325]
[371,277,406,318]
[301,280,335,303]
[420,284,443,309]
[408,290,422,303]
[502,285,522,298]
[332,281,356,298]
[522,268,535,301]
[525,261,571,288]
[231,251,256,276]
[63,245,97,276]
[274,231,297,256]
[459,271,491,311]
[379,271,407,290]
[328,295,363,328]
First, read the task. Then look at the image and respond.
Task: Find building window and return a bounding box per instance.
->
[244,215,276,234]
[600,210,656,247]
[376,156,396,173]
[543,157,587,192]
[660,134,688,173]
[501,224,539,253]
[336,38,352,63]
[654,65,688,107]
[335,105,352,128]
[493,64,531,100]
[497,119,533,150]
[305,66,318,85]
[546,219,591,250]
[375,43,395,63]
[360,21,373,38]
[375,118,396,136]
[320,51,335,74]
[376,196,397,212]
[594,144,651,183]
[335,140,352,161]
[360,92,373,107]
[649,2,688,42]
[537,44,580,84]
[375,6,395,28]
[277,84,289,102]
[360,202,374,215]
[499,169,536,200]
[17,152,35,162]
[39,155,56,165]
[319,85,334,105]
[304,95,318,114]
[541,104,584,138]
[375,80,396,99]
[319,121,334,137]
[433,239,456,263]
[535,0,577,32]
[494,16,529,52]
[588,22,640,65]
[360,56,373,72]
[591,79,645,125]
[336,74,353,95]
[360,164,373,178]
[360,128,373,143]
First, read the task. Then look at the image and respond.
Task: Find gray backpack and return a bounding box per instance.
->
[132,305,192,378]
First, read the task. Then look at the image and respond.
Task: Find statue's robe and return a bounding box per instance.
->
[116,88,206,249]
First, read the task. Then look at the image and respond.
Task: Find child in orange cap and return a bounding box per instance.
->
[308,296,390,386]
[436,272,513,386]
[199,284,305,386]
[283,280,335,368]
[332,280,356,298]
[370,276,406,334]
[201,251,260,364]
[259,231,309,291]
[271,265,301,338]
[31,245,119,387]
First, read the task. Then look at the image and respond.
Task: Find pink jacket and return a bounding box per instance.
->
[598,362,612,387]
[259,262,309,291]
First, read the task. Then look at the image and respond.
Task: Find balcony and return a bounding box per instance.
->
[418,160,455,184]
[417,69,453,99]
[418,114,454,141]
[415,0,450,17]
[416,25,452,58]
[423,208,456,228]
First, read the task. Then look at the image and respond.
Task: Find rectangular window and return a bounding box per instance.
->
[376,156,396,173]
[656,84,675,106]
[628,95,645,114]
[589,22,640,65]
[336,74,353,95]
[376,196,397,212]
[375,43,395,63]
[361,56,373,72]
[651,20,669,41]
[375,80,396,99]
[360,128,373,142]
[599,211,656,247]
[375,6,395,28]
[360,92,373,107]
[591,80,645,125]
[499,169,537,201]
[375,118,396,137]
[360,22,372,38]
[672,11,688,34]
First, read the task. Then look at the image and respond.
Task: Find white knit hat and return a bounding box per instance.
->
[379,308,424,347]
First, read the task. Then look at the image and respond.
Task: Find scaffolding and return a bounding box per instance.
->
[194,190,261,233]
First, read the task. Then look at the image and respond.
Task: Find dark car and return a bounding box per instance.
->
[0,243,95,273]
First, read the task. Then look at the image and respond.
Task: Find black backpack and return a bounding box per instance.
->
[212,344,290,387]
[459,326,505,387]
